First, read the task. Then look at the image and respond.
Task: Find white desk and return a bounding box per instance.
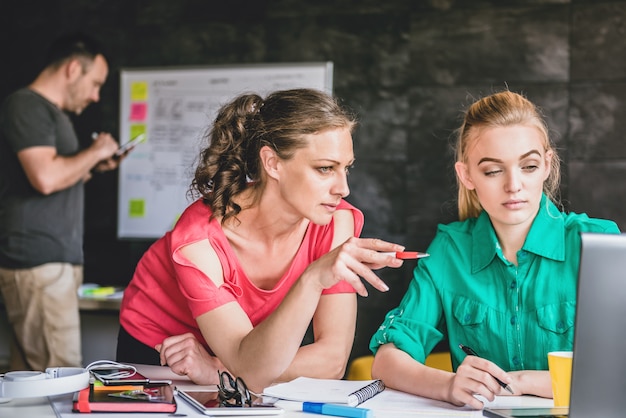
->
[0,392,554,418]
[0,364,554,417]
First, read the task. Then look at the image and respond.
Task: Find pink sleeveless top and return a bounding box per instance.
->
[120,198,364,350]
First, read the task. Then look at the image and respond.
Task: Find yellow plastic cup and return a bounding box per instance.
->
[548,351,573,407]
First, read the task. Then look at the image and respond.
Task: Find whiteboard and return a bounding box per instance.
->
[117,63,333,239]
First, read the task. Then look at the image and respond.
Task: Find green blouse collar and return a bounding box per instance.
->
[471,194,565,272]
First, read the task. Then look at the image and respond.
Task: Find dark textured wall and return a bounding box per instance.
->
[1,0,625,364]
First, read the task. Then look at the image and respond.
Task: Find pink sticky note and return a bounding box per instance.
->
[130,103,147,121]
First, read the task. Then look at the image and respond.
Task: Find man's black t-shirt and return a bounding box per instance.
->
[0,88,84,268]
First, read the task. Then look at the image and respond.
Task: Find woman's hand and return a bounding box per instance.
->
[303,237,405,296]
[446,355,513,409]
[507,370,553,398]
[155,332,227,385]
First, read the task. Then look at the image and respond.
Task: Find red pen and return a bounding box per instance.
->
[380,251,430,260]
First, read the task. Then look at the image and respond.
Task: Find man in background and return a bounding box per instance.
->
[0,32,121,371]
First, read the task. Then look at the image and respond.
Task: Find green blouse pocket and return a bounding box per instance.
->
[537,302,575,335]
[452,296,488,327]
[450,297,492,367]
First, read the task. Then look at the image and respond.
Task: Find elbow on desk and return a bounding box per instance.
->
[313,352,348,380]
[331,356,349,379]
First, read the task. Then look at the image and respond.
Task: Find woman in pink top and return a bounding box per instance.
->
[117,88,406,392]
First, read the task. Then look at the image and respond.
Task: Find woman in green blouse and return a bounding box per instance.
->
[369,90,620,409]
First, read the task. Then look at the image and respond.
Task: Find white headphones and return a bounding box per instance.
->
[0,367,89,399]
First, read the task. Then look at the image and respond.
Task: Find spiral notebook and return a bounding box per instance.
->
[263,377,385,406]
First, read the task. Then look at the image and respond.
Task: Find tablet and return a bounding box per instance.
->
[483,407,569,418]
[176,389,283,416]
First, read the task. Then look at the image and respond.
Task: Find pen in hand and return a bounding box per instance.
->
[380,251,430,260]
[459,344,514,394]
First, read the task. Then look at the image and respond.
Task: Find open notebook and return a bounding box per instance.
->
[484,232,626,418]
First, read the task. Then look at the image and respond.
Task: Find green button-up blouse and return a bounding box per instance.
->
[370,195,620,372]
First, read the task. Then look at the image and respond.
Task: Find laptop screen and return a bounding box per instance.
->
[569,232,626,418]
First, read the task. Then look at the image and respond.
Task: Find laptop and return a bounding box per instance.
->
[484,232,626,418]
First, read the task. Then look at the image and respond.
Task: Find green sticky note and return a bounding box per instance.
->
[129,199,145,218]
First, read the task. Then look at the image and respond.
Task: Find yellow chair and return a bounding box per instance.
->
[425,351,453,372]
[346,351,452,380]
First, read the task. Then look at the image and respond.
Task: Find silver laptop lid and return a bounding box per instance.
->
[570,233,626,418]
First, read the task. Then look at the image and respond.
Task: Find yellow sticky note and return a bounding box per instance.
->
[130,81,148,101]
